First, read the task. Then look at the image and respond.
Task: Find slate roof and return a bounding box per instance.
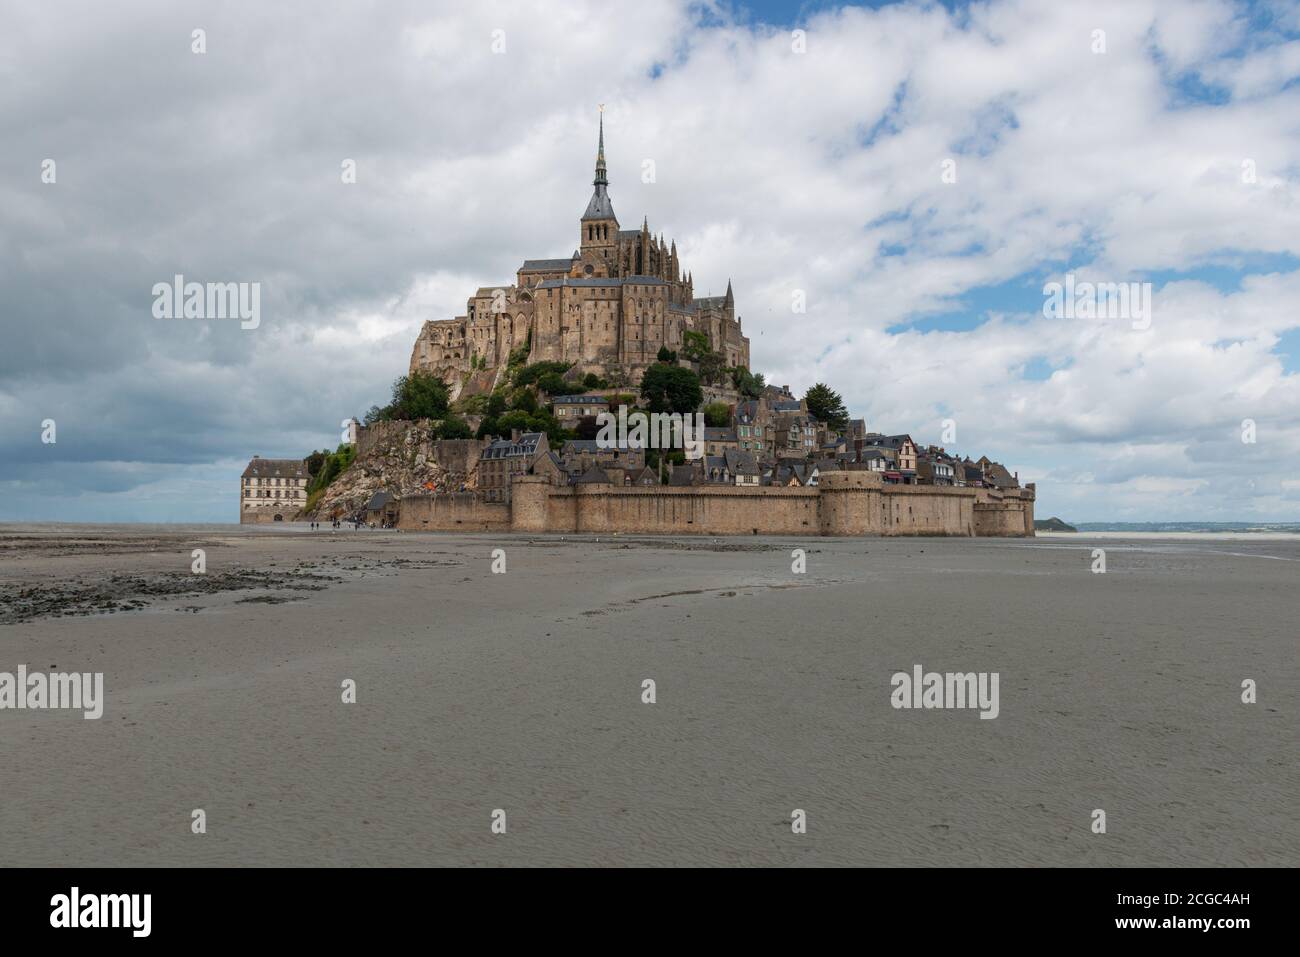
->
[983,461,1018,488]
[669,464,697,486]
[582,186,616,221]
[573,465,611,484]
[552,394,610,405]
[365,491,393,511]
[861,433,914,451]
[771,463,807,486]
[533,275,669,290]
[242,457,308,479]
[562,438,640,454]
[536,278,622,289]
[482,433,544,460]
[519,258,576,272]
[703,427,737,442]
[724,448,759,475]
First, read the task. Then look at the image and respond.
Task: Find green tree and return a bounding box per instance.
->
[804,383,849,432]
[536,371,568,395]
[511,387,539,414]
[435,416,472,440]
[582,372,608,389]
[703,402,732,428]
[640,364,703,415]
[656,345,677,364]
[400,371,451,419]
[697,351,726,386]
[682,330,711,361]
[495,410,534,435]
[514,360,571,388]
[487,392,508,418]
[731,366,765,399]
[370,371,450,421]
[307,443,357,495]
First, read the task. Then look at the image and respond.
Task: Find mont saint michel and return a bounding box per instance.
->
[238,115,1034,537]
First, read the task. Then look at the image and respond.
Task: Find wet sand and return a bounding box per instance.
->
[0,523,1295,866]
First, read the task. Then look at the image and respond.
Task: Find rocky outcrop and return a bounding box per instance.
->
[308,420,484,519]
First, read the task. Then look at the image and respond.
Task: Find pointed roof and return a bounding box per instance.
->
[582,111,617,222]
[573,464,611,485]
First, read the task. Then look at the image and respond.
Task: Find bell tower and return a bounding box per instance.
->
[579,107,619,271]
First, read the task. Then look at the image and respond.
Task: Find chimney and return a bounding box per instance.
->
[511,428,522,442]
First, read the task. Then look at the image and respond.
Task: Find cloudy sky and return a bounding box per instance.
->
[2,0,1298,523]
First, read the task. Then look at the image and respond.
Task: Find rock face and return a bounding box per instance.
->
[307,420,485,520]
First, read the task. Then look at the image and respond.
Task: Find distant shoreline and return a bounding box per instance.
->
[4,521,1300,543]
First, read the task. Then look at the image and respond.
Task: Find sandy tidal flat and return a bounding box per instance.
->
[0,523,1296,866]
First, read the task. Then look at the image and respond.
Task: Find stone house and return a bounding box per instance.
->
[977,456,1019,489]
[775,414,819,459]
[240,456,310,523]
[735,399,774,458]
[365,490,400,526]
[861,434,917,482]
[552,394,610,426]
[703,427,739,457]
[725,448,760,486]
[478,432,550,503]
[560,438,646,475]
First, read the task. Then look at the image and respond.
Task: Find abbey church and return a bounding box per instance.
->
[409,114,750,394]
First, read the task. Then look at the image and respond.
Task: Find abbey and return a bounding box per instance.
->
[409,114,750,395]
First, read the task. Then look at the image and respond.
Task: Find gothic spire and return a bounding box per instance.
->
[581,108,616,223]
[594,110,607,187]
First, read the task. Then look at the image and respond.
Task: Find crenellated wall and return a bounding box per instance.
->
[506,472,1035,537]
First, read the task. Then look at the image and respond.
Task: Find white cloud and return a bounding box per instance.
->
[0,0,1297,522]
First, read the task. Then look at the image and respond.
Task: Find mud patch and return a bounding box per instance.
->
[0,569,340,624]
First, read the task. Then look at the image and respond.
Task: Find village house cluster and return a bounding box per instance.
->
[470,380,1022,504]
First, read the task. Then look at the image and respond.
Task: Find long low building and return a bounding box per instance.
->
[392,470,1035,537]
